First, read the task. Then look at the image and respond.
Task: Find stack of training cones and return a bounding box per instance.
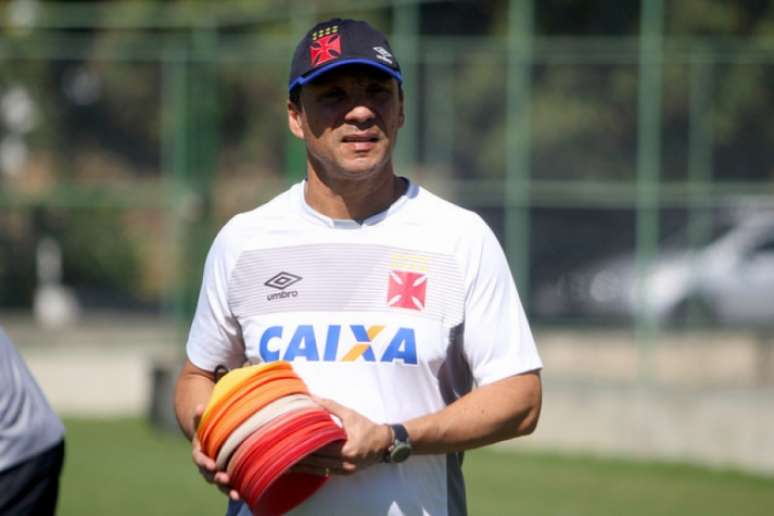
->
[197,361,346,515]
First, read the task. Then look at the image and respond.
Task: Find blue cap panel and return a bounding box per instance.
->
[288,58,403,92]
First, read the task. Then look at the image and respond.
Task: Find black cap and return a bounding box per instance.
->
[288,18,402,93]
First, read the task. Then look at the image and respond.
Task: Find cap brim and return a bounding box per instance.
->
[289,58,402,92]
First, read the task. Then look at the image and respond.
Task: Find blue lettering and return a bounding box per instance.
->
[324,325,341,361]
[284,325,320,361]
[349,325,369,342]
[259,326,282,362]
[261,324,418,365]
[381,328,417,365]
[361,346,377,362]
[349,325,376,361]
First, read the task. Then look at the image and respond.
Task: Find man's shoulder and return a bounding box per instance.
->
[411,184,488,234]
[220,185,296,235]
[400,184,502,266]
[210,184,298,258]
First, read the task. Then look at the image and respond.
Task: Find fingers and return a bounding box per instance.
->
[213,471,235,493]
[215,481,241,500]
[191,417,240,502]
[192,403,205,433]
[311,398,388,467]
[192,434,217,477]
[313,396,349,419]
[193,451,215,477]
[191,405,220,485]
[194,455,241,501]
[193,446,219,485]
[208,469,241,501]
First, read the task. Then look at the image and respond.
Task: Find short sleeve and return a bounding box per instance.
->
[186,224,246,371]
[462,217,542,386]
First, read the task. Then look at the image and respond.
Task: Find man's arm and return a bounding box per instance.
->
[404,370,541,454]
[302,370,542,475]
[174,359,240,501]
[174,359,215,439]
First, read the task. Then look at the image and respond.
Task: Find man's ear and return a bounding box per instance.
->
[397,85,405,128]
[288,100,305,139]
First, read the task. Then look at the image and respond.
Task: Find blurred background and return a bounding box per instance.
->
[1,0,773,514]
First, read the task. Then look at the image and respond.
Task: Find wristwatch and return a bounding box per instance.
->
[384,423,412,463]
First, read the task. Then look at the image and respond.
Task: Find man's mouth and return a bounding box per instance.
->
[342,134,380,143]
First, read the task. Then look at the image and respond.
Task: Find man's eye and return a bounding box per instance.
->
[321,91,345,101]
[369,85,390,95]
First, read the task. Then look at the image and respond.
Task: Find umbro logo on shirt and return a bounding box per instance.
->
[265,272,302,301]
[265,272,302,290]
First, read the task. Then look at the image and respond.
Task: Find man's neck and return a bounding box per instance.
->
[304,166,406,222]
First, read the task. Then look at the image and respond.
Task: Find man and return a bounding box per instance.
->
[175,18,542,516]
[0,327,66,516]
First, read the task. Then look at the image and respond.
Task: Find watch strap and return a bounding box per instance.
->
[390,423,409,444]
[383,423,412,463]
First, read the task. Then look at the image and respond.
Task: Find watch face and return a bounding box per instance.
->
[390,442,411,463]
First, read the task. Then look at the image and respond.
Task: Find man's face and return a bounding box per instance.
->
[288,65,404,181]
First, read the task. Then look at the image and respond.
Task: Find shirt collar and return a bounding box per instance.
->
[293,178,415,229]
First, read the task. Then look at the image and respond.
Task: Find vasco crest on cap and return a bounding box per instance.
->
[309,24,341,67]
[289,18,402,92]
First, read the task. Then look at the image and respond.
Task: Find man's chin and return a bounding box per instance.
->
[337,159,386,179]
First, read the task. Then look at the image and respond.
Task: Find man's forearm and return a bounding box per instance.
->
[174,360,216,440]
[403,371,541,455]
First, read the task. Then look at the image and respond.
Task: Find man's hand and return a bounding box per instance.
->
[191,404,241,501]
[292,397,393,476]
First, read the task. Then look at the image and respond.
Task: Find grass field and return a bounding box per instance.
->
[59,418,774,516]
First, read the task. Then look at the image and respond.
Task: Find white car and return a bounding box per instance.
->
[535,210,774,327]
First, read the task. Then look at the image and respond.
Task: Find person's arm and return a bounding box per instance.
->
[174,359,215,440]
[403,370,541,453]
[174,359,241,501]
[297,370,541,476]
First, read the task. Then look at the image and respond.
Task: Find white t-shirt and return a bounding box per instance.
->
[187,179,542,516]
[0,327,65,472]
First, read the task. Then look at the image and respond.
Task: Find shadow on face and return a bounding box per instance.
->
[291,64,404,139]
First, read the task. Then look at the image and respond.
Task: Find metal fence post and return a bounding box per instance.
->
[173,26,220,319]
[506,0,534,304]
[635,0,664,379]
[285,1,317,185]
[687,51,714,250]
[393,1,420,179]
[161,41,190,334]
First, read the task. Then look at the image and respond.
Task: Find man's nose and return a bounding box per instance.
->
[344,103,375,124]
